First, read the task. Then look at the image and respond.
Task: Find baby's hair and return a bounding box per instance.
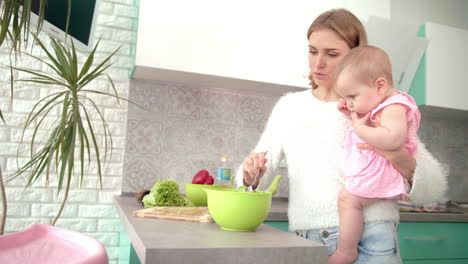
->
[334,45,393,87]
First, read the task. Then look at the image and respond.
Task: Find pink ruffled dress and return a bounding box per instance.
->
[343,92,421,199]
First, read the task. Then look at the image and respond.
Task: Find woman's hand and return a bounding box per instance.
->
[357,143,416,184]
[242,152,268,188]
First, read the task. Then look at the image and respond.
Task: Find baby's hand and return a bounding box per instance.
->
[350,112,371,131]
[337,98,351,117]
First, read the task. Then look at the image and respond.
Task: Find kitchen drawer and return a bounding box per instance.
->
[398,222,468,260]
[404,260,468,264]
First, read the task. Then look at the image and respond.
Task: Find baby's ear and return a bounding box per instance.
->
[375,77,388,94]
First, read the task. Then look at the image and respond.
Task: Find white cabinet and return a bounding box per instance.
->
[365,16,427,94]
[133,0,340,94]
[425,22,468,112]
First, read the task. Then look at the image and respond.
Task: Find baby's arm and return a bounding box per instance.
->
[352,104,408,150]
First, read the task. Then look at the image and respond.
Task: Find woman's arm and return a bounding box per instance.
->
[357,143,416,184]
[358,139,449,206]
[407,140,448,205]
[235,96,286,189]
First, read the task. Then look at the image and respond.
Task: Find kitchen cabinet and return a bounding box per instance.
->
[365,16,427,94]
[265,221,468,263]
[398,222,468,263]
[264,221,289,233]
[408,23,468,117]
[132,0,343,95]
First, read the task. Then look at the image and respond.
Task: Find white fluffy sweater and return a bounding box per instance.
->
[236,90,448,231]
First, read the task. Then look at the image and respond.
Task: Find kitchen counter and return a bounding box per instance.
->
[114,195,327,264]
[266,197,468,223]
[114,195,468,264]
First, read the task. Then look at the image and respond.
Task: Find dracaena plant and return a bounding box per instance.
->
[0,0,51,123]
[4,33,124,226]
[0,0,48,49]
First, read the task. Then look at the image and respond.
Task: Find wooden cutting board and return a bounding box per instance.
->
[133,207,213,223]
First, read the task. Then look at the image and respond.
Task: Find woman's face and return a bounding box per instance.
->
[308,29,351,89]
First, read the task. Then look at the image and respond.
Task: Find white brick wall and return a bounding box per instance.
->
[0,0,138,263]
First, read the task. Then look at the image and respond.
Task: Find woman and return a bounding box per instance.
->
[236,9,447,263]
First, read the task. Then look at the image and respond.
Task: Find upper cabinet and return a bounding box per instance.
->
[133,0,340,95]
[424,22,468,112]
[406,22,468,119]
[365,16,427,94]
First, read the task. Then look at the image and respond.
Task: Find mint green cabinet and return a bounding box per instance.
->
[264,221,289,233]
[265,221,468,263]
[407,25,426,106]
[398,222,468,263]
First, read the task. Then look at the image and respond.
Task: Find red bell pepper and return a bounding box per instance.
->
[192,170,213,184]
[204,175,214,185]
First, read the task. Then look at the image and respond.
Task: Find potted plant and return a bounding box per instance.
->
[0,1,124,233]
[0,0,49,235]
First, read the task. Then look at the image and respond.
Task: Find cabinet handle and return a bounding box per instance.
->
[403,236,448,241]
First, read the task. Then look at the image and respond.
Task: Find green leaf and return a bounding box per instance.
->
[22,51,64,77]
[0,0,13,47]
[13,67,68,87]
[30,33,64,75]
[78,38,100,80]
[65,0,72,39]
[78,46,120,87]
[81,105,103,188]
[57,123,74,193]
[70,40,78,83]
[81,96,113,164]
[80,90,136,106]
[76,104,92,164]
[50,38,73,83]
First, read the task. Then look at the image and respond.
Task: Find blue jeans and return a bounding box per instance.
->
[294,220,402,264]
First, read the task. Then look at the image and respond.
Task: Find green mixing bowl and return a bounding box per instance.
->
[205,188,272,231]
[185,183,226,206]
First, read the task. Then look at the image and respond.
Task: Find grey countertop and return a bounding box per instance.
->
[114,195,468,264]
[114,195,327,264]
[267,197,468,222]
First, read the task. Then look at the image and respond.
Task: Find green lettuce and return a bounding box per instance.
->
[142,179,193,207]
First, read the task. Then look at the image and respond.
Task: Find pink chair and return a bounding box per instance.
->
[0,224,108,264]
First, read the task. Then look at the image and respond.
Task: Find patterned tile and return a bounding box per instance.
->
[162,119,236,159]
[126,119,162,154]
[446,146,466,173]
[166,84,201,120]
[419,116,447,144]
[419,114,468,201]
[234,126,265,161]
[262,96,280,123]
[122,155,161,193]
[447,120,465,148]
[446,172,467,201]
[237,93,269,127]
[122,79,468,200]
[199,88,237,125]
[128,79,167,119]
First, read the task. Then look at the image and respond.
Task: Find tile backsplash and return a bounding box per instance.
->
[418,114,468,202]
[123,78,468,201]
[123,79,289,196]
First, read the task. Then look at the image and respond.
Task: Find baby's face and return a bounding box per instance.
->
[335,70,381,115]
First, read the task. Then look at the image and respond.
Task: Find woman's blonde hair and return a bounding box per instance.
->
[307,9,368,89]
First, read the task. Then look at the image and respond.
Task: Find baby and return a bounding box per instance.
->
[329,45,420,264]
